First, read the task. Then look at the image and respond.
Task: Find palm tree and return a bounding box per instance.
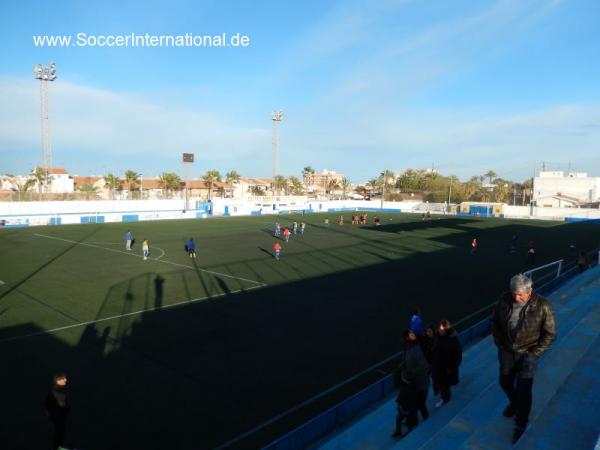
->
[302,166,315,177]
[13,177,35,201]
[366,178,380,194]
[340,177,351,200]
[158,172,181,199]
[225,170,241,198]
[202,170,222,200]
[287,176,304,195]
[484,170,497,184]
[355,185,368,196]
[104,173,122,200]
[327,179,340,198]
[249,185,265,196]
[379,170,395,199]
[76,183,99,200]
[272,175,287,195]
[124,170,140,199]
[32,167,50,195]
[521,179,533,205]
[396,170,418,192]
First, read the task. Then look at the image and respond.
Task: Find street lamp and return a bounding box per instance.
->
[447,177,453,214]
[33,62,57,194]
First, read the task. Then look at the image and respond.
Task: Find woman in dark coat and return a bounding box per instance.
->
[432,319,463,407]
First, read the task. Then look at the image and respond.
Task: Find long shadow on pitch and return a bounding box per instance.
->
[3,219,599,450]
[0,226,102,303]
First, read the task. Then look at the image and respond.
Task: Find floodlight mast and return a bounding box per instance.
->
[33,62,57,193]
[272,110,283,182]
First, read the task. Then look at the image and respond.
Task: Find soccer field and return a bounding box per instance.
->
[1,213,598,449]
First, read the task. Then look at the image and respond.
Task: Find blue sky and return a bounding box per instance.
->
[0,0,599,183]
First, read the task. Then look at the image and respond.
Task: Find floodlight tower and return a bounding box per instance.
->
[33,62,57,192]
[272,110,283,180]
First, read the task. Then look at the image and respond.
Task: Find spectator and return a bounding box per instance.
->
[492,274,557,444]
[420,324,436,367]
[45,373,70,450]
[400,329,430,427]
[527,246,536,266]
[577,251,588,273]
[392,374,418,439]
[410,307,424,337]
[432,319,463,407]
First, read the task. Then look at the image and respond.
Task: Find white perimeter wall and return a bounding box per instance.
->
[0,199,186,216]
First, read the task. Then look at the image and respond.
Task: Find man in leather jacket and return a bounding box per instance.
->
[491,273,556,444]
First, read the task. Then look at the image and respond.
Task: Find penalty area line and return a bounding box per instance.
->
[34,233,266,286]
[0,284,264,344]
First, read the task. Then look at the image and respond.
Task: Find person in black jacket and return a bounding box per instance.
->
[491,274,556,444]
[392,374,418,438]
[45,373,70,450]
[432,319,463,407]
[420,324,436,367]
[400,329,430,426]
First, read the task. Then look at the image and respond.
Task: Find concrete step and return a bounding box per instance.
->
[414,269,600,450]
[315,267,600,450]
[514,321,600,449]
[314,334,499,450]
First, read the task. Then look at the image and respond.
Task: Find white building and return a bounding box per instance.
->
[31,167,74,193]
[533,171,600,208]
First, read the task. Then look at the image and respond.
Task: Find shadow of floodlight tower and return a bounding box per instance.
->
[33,62,57,194]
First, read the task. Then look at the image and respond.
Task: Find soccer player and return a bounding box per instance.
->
[338,215,344,225]
[283,227,291,242]
[273,241,282,260]
[510,235,518,253]
[373,216,381,226]
[471,238,478,254]
[324,217,330,227]
[527,246,536,266]
[125,230,133,250]
[274,221,281,237]
[142,239,149,260]
[187,237,196,258]
[292,221,298,235]
[300,222,306,234]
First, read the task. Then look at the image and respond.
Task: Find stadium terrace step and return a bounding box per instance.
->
[416,266,600,450]
[513,306,600,449]
[455,272,600,450]
[314,266,600,450]
[313,323,500,450]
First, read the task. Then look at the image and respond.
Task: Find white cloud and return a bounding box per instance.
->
[0,77,270,175]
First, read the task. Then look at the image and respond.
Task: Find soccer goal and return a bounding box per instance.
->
[524,259,564,287]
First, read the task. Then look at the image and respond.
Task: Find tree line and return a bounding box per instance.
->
[354,169,533,204]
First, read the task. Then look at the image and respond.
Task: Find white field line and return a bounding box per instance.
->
[34,233,265,286]
[0,284,264,344]
[88,241,165,260]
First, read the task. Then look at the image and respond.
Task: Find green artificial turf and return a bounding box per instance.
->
[0,212,597,449]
